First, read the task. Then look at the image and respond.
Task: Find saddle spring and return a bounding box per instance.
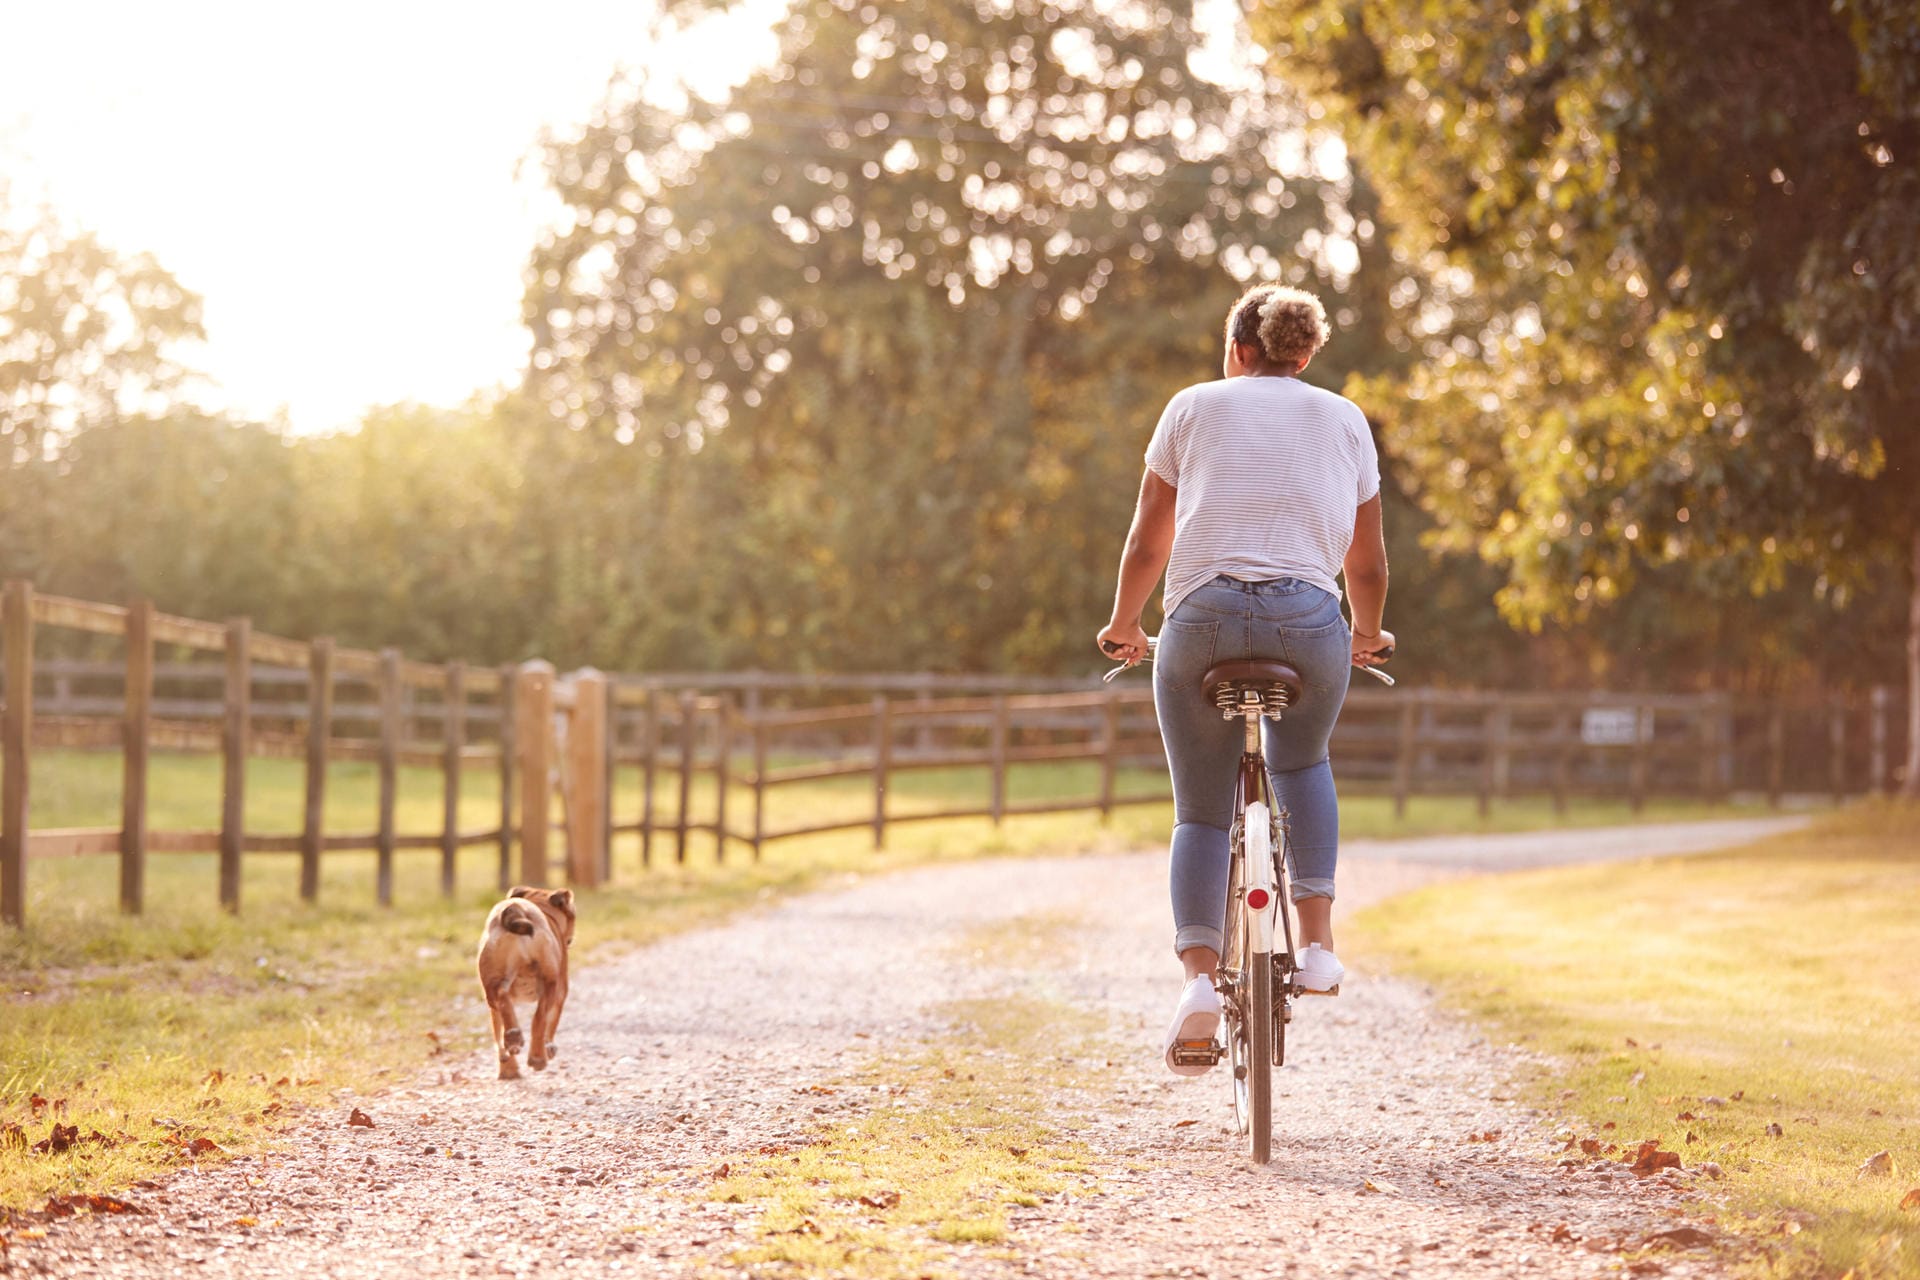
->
[1213,683,1292,720]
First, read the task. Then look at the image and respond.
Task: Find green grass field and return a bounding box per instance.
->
[0,744,1759,1212]
[1350,803,1920,1279]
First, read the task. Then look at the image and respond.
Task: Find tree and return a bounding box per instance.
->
[525,0,1373,672]
[1253,0,1920,789]
[0,197,204,465]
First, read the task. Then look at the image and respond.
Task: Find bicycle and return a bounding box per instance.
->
[1104,635,1392,1163]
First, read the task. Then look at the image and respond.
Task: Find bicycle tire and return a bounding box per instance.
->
[1245,942,1273,1164]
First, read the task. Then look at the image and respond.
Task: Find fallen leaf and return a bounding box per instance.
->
[1859,1151,1895,1178]
[183,1137,223,1157]
[15,1228,46,1240]
[424,1032,444,1057]
[1467,1130,1502,1143]
[1602,1121,1617,1130]
[1625,1037,1640,1047]
[855,1190,900,1209]
[1729,1090,1744,1101]
[711,1163,731,1179]
[1171,1119,1199,1129]
[1676,1111,1697,1122]
[1766,1123,1784,1137]
[0,1122,23,1151]
[1630,1141,1683,1177]
[234,1216,257,1228]
[1627,1260,1664,1276]
[202,1069,225,1087]
[31,1124,81,1155]
[1549,1223,1574,1244]
[347,1108,375,1129]
[1580,1138,1604,1156]
[1645,1226,1714,1248]
[1899,1189,1920,1211]
[1362,1177,1402,1195]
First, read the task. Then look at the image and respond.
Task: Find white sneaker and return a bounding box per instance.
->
[1163,976,1222,1076]
[1296,943,1344,995]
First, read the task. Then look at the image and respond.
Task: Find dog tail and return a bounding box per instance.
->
[499,901,539,937]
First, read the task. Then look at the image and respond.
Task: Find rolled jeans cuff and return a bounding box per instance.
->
[1173,924,1224,957]
[1290,877,1335,903]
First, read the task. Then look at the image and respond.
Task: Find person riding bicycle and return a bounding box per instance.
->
[1096,284,1393,1076]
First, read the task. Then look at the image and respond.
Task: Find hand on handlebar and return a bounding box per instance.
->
[1351,626,1396,668]
[1097,620,1151,666]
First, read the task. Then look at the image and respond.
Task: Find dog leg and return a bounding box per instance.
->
[488,972,527,1079]
[545,974,568,1061]
[527,989,552,1072]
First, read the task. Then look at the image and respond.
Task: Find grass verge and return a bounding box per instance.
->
[1348,802,1920,1279]
[706,913,1110,1277]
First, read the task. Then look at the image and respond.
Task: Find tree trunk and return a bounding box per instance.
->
[1906,525,1920,799]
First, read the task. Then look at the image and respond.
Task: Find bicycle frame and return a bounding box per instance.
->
[1229,710,1296,1054]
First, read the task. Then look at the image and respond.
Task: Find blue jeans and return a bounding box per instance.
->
[1153,576,1352,956]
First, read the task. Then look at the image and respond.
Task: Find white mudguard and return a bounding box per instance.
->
[1243,800,1279,952]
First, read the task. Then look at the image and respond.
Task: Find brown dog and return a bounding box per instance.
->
[475,886,576,1080]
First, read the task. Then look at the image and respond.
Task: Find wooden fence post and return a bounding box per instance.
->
[1767,707,1785,808]
[872,695,891,850]
[751,715,767,862]
[1550,706,1573,816]
[1869,686,1890,795]
[1490,703,1513,802]
[676,691,695,864]
[121,598,153,915]
[441,662,465,898]
[567,669,608,888]
[220,617,251,913]
[1,580,32,928]
[515,660,555,886]
[640,687,657,868]
[1628,704,1651,814]
[1829,699,1847,805]
[1476,700,1495,819]
[1097,693,1120,822]
[497,664,517,893]
[1392,697,1416,819]
[990,694,1010,825]
[714,698,732,862]
[301,638,333,903]
[601,681,615,884]
[376,648,401,906]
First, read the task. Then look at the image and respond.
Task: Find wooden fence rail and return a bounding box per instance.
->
[1,579,1911,927]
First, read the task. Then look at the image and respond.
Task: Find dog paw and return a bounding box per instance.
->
[497,1058,521,1081]
[528,1054,548,1072]
[504,1028,524,1054]
[545,1043,558,1060]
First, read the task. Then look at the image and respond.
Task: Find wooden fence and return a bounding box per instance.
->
[1,579,1910,927]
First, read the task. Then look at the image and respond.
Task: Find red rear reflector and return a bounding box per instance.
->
[1246,888,1271,910]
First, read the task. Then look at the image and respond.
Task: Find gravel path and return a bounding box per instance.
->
[7,817,1802,1278]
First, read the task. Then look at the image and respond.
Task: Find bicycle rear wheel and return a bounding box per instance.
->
[1223,828,1273,1164]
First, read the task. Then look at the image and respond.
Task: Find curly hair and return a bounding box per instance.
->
[1224,285,1331,369]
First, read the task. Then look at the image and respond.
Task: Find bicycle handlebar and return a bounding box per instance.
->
[1101,635,1396,686]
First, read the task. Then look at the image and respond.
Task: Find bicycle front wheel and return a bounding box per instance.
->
[1243,942,1273,1164]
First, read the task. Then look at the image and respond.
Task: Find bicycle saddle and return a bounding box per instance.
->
[1201,659,1304,718]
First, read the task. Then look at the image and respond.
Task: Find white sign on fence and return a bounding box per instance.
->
[1581,708,1645,746]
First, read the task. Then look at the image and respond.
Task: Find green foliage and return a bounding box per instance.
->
[1251,0,1919,675]
[523,0,1369,672]
[0,199,203,465]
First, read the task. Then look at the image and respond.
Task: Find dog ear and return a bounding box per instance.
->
[549,889,574,913]
[509,885,534,899]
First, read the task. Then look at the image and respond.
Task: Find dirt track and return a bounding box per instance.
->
[6,817,1802,1278]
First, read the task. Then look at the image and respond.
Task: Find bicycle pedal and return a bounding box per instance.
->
[1169,1038,1224,1067]
[1295,983,1339,997]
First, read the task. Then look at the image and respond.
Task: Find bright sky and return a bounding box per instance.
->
[0,1,779,435]
[4,0,1256,437]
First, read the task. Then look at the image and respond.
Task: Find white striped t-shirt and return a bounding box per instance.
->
[1144,375,1380,619]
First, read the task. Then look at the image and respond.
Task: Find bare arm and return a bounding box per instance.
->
[1096,468,1177,660]
[1343,494,1394,662]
